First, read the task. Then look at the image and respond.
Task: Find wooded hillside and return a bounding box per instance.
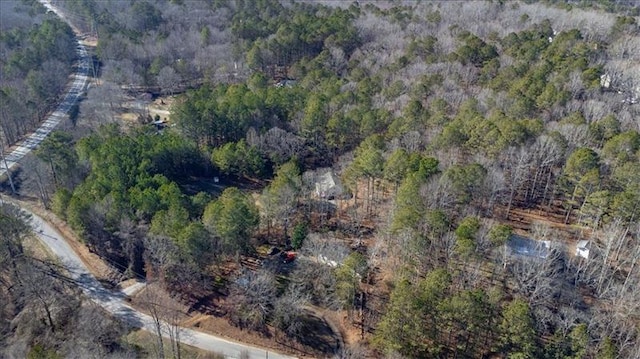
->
[4,0,640,358]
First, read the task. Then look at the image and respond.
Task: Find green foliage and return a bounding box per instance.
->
[29,2,639,354]
[384,150,438,189]
[203,187,259,254]
[3,16,75,76]
[0,203,31,254]
[543,324,592,359]
[455,32,499,67]
[374,278,424,355]
[335,252,367,309]
[598,337,618,359]
[291,222,308,249]
[497,23,598,118]
[376,269,503,358]
[391,173,426,233]
[150,204,190,239]
[383,149,411,186]
[27,344,60,359]
[176,222,212,266]
[602,131,640,167]
[300,94,329,142]
[211,139,267,178]
[588,114,620,146]
[611,15,637,35]
[610,186,640,223]
[568,324,588,359]
[65,126,204,240]
[411,154,439,181]
[190,192,212,219]
[51,188,72,220]
[438,289,498,358]
[374,269,452,357]
[344,135,385,191]
[173,83,305,147]
[425,210,450,239]
[488,224,512,246]
[581,66,602,89]
[579,190,610,227]
[455,216,480,257]
[501,21,553,62]
[500,299,537,358]
[388,99,429,136]
[261,160,302,236]
[440,163,487,205]
[232,1,360,67]
[564,148,600,183]
[35,131,77,187]
[438,103,541,156]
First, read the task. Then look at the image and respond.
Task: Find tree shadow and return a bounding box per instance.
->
[294,309,341,355]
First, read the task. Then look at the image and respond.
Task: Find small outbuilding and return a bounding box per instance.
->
[312,169,344,200]
[576,240,590,259]
[507,235,551,259]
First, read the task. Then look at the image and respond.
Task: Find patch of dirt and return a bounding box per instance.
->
[79,37,98,47]
[119,94,176,128]
[496,205,591,248]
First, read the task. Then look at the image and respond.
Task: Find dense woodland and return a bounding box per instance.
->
[0,0,77,148]
[2,0,640,358]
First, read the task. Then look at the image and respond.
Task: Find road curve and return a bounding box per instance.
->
[1,2,296,358]
[0,3,90,178]
[20,205,295,359]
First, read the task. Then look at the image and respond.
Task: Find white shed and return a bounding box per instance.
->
[313,170,344,199]
[576,240,590,259]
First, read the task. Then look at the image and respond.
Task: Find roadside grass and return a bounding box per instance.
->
[123,330,226,359]
[23,233,53,260]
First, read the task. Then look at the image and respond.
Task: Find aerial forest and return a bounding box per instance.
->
[1,0,640,358]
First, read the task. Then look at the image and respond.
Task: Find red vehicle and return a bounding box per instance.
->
[280,251,296,263]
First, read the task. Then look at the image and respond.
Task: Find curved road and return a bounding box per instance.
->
[23,206,293,359]
[1,2,296,358]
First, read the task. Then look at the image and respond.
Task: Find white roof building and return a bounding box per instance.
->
[313,170,344,199]
[507,235,551,259]
[576,240,590,259]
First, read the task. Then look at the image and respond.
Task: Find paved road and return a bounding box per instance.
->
[20,206,294,359]
[0,11,90,178]
[1,2,297,358]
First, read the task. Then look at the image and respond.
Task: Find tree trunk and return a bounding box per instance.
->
[42,300,56,332]
[0,140,17,194]
[155,317,165,359]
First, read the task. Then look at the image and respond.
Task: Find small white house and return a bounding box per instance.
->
[313,170,344,199]
[576,240,590,259]
[507,235,551,259]
[600,74,611,89]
